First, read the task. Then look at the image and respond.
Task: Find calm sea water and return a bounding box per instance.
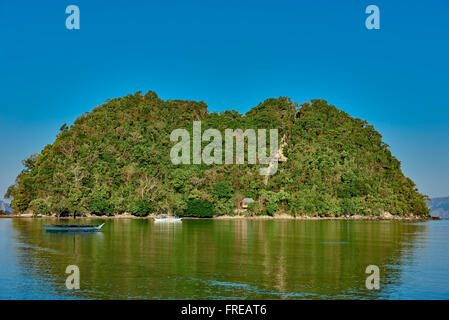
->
[0,218,448,299]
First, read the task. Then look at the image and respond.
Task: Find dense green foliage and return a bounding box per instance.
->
[129,201,152,217]
[6,91,429,217]
[184,200,214,217]
[29,198,50,216]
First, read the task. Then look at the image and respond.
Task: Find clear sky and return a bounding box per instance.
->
[1,0,448,200]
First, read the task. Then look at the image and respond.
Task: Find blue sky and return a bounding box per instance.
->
[0,0,448,199]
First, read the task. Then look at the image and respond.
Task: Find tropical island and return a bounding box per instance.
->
[5,91,430,219]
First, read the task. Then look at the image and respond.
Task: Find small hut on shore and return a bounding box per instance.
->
[240,198,255,209]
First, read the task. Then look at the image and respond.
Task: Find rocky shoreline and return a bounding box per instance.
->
[1,212,438,221]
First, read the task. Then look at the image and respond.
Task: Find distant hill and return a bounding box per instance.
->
[0,200,12,214]
[428,197,449,218]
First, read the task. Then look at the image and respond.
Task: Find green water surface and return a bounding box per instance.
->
[1,218,448,299]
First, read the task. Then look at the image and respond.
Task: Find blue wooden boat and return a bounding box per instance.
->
[43,211,105,232]
[43,223,105,232]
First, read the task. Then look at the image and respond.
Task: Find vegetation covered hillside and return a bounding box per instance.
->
[6,91,429,217]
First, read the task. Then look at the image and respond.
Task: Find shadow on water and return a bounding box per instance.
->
[5,218,434,299]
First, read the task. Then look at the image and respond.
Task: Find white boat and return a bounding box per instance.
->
[154,214,182,223]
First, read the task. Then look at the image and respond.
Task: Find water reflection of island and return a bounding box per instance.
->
[11,219,426,299]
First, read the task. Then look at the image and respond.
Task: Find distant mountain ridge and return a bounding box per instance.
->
[428,197,449,218]
[0,200,12,213]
